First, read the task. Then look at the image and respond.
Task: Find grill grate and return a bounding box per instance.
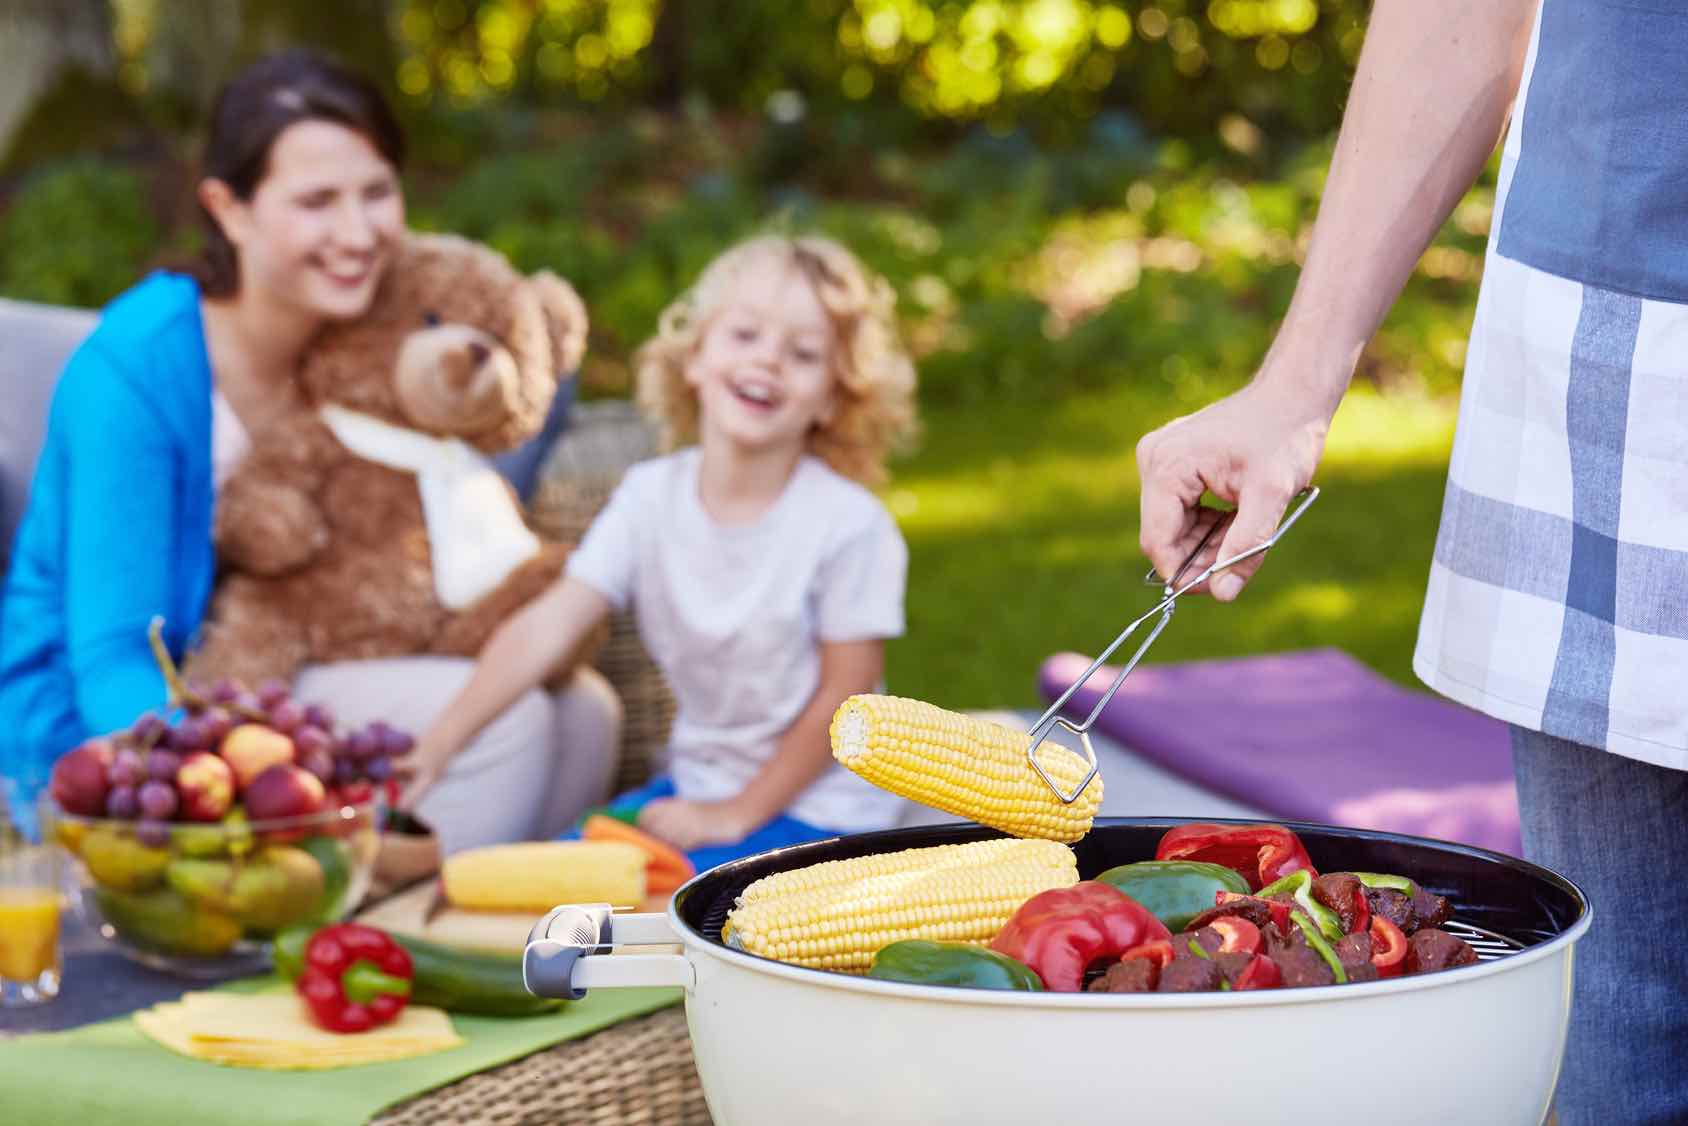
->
[699,882,747,945]
[1444,919,1524,962]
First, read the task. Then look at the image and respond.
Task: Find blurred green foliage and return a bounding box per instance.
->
[0,161,160,308]
[1,98,1488,407]
[395,106,1487,406]
[389,0,1369,139]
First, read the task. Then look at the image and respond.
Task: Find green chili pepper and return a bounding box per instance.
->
[1350,872,1420,896]
[1290,910,1347,985]
[1095,860,1251,932]
[1257,870,1345,943]
[868,940,1044,991]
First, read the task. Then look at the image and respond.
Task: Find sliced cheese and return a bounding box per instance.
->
[134,991,463,1070]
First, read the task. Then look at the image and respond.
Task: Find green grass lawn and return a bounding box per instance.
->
[886,382,1459,710]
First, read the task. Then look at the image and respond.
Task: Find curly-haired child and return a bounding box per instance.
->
[402,234,920,870]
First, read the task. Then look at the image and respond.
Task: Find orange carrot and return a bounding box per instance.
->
[582,815,694,894]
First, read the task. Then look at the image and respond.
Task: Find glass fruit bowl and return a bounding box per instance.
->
[42,798,380,978]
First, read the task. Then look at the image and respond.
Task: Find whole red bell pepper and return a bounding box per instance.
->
[296,923,414,1033]
[1156,823,1315,891]
[989,882,1171,992]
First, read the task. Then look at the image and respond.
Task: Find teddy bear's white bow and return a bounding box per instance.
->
[319,404,541,610]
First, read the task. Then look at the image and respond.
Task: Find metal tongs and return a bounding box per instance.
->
[1024,487,1322,804]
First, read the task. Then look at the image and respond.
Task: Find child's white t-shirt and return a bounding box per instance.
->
[565,447,909,832]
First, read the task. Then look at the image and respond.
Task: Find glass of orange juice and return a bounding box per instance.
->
[0,830,62,1007]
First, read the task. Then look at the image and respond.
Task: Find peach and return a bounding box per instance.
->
[49,738,115,816]
[243,763,327,823]
[221,723,295,790]
[175,751,235,822]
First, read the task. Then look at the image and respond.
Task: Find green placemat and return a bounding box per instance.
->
[0,977,682,1126]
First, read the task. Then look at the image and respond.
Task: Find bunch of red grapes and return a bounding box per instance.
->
[62,675,415,845]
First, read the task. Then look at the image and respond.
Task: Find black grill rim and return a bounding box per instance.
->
[676,816,1589,956]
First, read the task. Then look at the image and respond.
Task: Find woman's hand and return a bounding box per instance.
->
[1135,377,1334,602]
[395,733,455,811]
[637,798,755,852]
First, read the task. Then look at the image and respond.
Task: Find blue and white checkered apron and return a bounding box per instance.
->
[1413,6,1688,770]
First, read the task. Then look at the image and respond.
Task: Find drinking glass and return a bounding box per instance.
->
[0,828,62,1007]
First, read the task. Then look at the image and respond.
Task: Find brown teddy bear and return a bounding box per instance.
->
[189,232,589,687]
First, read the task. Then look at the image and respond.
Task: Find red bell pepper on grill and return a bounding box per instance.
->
[1368,914,1408,978]
[1118,939,1176,969]
[295,923,415,1033]
[989,881,1171,992]
[1209,916,1263,957]
[1155,823,1315,891]
[1229,953,1282,991]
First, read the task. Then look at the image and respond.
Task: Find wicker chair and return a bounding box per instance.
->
[526,400,677,795]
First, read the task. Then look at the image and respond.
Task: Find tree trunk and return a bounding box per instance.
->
[0,0,114,161]
[647,0,687,107]
[141,0,244,119]
[143,0,398,122]
[239,0,398,97]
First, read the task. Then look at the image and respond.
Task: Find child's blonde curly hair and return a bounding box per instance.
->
[635,233,918,488]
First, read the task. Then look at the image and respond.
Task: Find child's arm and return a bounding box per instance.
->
[400,575,611,808]
[637,638,884,850]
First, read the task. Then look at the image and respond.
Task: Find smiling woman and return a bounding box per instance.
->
[0,51,411,826]
[0,52,616,852]
[191,53,409,448]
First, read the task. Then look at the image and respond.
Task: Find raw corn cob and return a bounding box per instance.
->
[830,694,1103,843]
[721,837,1077,973]
[441,841,647,912]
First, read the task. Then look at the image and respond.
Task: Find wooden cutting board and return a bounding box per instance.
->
[355,880,675,956]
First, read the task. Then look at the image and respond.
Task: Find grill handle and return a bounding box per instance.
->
[523,904,695,1000]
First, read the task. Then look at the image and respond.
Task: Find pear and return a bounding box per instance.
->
[228,847,326,933]
[92,887,242,958]
[82,826,170,892]
[171,822,230,859]
[165,857,239,913]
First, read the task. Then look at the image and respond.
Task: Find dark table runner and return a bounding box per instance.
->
[0,913,251,1036]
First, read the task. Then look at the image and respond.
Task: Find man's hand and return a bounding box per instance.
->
[637,798,755,852]
[1135,378,1332,602]
[1133,1,1536,603]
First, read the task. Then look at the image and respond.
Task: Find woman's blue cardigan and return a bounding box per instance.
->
[0,273,215,828]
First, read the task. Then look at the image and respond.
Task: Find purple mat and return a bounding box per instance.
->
[1038,648,1522,856]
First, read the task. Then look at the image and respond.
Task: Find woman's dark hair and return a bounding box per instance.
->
[194,50,405,297]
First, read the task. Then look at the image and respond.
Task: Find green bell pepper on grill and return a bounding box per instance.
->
[1257,870,1345,943]
[1290,910,1348,984]
[1094,860,1251,932]
[1350,872,1420,896]
[868,940,1044,991]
